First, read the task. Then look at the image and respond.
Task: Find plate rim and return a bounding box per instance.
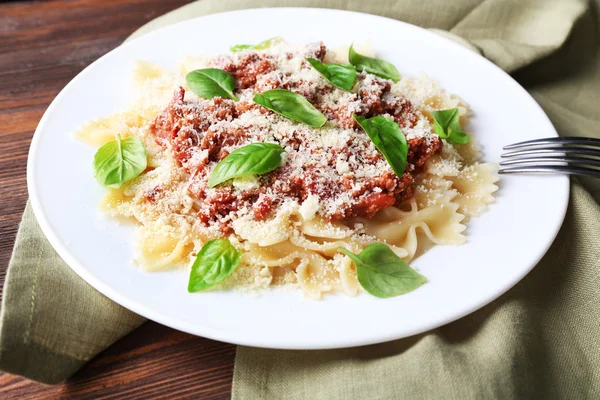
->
[26,7,570,349]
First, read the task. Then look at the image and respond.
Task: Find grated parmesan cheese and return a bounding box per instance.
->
[299,194,321,221]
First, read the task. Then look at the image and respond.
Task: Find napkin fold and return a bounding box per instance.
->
[1,1,599,397]
[0,204,145,384]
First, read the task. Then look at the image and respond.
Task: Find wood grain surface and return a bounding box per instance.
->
[0,1,237,398]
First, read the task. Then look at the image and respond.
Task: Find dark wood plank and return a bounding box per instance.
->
[0,1,236,398]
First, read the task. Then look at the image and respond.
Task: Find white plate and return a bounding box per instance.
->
[27,8,569,349]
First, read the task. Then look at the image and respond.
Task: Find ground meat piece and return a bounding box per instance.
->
[408,136,443,170]
[359,77,391,115]
[352,74,419,129]
[335,110,359,129]
[308,42,327,60]
[253,194,277,220]
[196,190,238,228]
[235,101,255,115]
[316,96,362,129]
[144,186,162,203]
[385,97,419,129]
[211,53,276,89]
[335,171,415,218]
[200,126,248,162]
[208,97,237,120]
[149,88,237,166]
[149,87,185,146]
[170,126,200,164]
[262,172,307,202]
[254,73,284,92]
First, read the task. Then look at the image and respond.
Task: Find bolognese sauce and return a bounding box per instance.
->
[149,42,442,233]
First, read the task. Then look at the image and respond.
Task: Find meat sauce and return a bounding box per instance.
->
[149,44,442,233]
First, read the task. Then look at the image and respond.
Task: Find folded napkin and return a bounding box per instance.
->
[1,1,599,398]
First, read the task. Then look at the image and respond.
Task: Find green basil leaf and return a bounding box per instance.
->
[348,44,400,82]
[306,58,356,91]
[431,108,470,145]
[188,239,242,292]
[93,134,146,188]
[353,114,408,177]
[230,37,284,52]
[253,89,327,127]
[338,244,426,298]
[208,143,285,187]
[186,68,238,101]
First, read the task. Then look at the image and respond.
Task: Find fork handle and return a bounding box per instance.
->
[499,165,600,178]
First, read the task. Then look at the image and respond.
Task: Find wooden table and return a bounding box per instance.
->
[0,1,236,398]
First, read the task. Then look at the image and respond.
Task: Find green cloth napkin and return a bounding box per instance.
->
[1,1,599,397]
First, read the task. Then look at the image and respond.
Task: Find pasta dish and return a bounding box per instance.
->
[78,39,498,298]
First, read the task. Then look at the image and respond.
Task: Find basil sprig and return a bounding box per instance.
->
[306,58,356,91]
[349,44,400,82]
[353,115,408,177]
[186,68,238,101]
[253,89,327,127]
[431,108,470,145]
[208,143,285,187]
[188,239,242,292]
[230,37,283,52]
[93,134,146,188]
[338,243,426,298]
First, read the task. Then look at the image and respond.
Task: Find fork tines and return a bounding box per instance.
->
[499,137,600,178]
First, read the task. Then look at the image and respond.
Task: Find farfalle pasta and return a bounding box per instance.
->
[78,41,498,298]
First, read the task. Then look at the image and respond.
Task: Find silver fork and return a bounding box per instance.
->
[499,137,600,178]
